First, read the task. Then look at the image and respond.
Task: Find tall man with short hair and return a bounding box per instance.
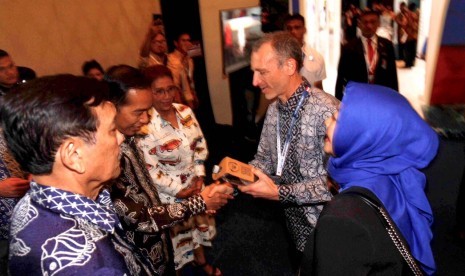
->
[284,14,326,90]
[335,10,398,100]
[239,32,338,262]
[106,65,233,275]
[167,32,198,109]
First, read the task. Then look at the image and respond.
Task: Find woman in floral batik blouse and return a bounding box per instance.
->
[138,65,221,276]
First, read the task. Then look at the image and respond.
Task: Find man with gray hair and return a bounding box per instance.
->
[239,32,338,262]
[1,75,132,274]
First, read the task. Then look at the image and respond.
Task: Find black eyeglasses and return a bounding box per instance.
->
[152,86,179,96]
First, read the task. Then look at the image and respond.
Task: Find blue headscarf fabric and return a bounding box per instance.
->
[328,82,439,275]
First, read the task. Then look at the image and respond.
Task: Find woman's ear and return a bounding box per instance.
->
[58,138,86,174]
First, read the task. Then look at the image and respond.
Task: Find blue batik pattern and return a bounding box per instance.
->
[29,182,120,232]
[0,153,20,240]
[250,79,339,252]
[0,130,28,240]
[9,182,130,275]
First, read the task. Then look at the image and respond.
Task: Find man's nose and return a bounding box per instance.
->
[252,72,260,87]
[6,67,16,75]
[116,130,125,145]
[140,111,150,124]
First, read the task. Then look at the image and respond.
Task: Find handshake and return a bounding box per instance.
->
[200,157,256,213]
[200,181,235,213]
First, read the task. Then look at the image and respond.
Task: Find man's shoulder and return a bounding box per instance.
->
[167,50,182,60]
[11,194,73,235]
[344,38,362,48]
[340,39,363,57]
[167,52,181,65]
[17,66,36,81]
[306,89,339,109]
[301,45,326,82]
[302,45,323,59]
[378,36,394,47]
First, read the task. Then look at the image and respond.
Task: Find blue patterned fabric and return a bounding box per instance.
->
[0,157,18,240]
[328,82,439,275]
[0,130,28,240]
[9,182,130,275]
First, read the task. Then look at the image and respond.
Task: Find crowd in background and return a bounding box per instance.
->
[342,2,419,67]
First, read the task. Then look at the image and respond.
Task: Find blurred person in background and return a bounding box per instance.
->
[0,49,36,96]
[82,59,105,81]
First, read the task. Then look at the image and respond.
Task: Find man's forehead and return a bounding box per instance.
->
[251,45,279,69]
[361,14,379,22]
[256,43,277,59]
[286,20,304,27]
[124,88,152,106]
[179,35,191,41]
[153,34,166,42]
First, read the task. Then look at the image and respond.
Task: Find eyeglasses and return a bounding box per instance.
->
[152,85,179,96]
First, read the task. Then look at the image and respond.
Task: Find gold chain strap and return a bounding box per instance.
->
[377,205,424,276]
[356,193,424,276]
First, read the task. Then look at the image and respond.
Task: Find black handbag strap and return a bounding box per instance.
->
[346,191,424,276]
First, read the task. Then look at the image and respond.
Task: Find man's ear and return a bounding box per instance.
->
[284,58,298,75]
[58,138,86,174]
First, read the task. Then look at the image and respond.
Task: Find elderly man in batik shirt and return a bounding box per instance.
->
[239,32,339,259]
[2,75,145,275]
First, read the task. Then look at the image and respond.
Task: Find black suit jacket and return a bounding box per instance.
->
[335,37,398,100]
[300,187,413,276]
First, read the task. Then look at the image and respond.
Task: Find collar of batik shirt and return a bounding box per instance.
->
[29,181,120,233]
[277,78,310,114]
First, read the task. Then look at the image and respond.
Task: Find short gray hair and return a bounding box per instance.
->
[252,31,303,70]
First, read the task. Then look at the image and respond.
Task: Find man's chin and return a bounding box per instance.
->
[263,93,277,101]
[123,127,141,137]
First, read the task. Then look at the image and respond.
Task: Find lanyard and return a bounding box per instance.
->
[276,87,309,176]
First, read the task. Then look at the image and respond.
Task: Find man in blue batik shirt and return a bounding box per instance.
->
[1,75,136,275]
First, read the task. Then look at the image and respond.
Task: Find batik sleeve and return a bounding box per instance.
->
[249,105,277,175]
[112,181,206,233]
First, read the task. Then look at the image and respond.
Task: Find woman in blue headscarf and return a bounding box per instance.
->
[301,82,438,275]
